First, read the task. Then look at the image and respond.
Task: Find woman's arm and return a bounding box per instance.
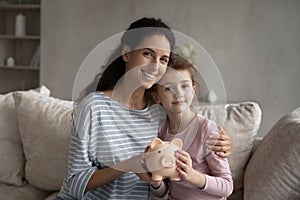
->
[86,167,125,192]
[67,134,146,196]
[87,150,155,191]
[66,96,130,198]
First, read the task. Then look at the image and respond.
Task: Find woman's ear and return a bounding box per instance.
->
[122,45,130,62]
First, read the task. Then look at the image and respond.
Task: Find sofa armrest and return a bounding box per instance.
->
[252,137,263,153]
[244,107,300,200]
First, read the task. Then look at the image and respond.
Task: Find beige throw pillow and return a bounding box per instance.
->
[13,92,73,191]
[0,86,50,186]
[244,107,300,199]
[194,102,262,200]
[0,93,25,186]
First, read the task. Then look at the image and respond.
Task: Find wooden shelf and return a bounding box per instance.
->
[0,4,40,10]
[0,1,40,93]
[0,34,40,40]
[0,65,39,71]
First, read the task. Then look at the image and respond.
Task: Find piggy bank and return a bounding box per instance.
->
[145,138,183,181]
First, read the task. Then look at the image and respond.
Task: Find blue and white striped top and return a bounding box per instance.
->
[58,91,166,200]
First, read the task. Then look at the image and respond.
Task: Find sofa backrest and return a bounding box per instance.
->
[0,90,262,199]
[194,102,262,200]
[0,86,50,187]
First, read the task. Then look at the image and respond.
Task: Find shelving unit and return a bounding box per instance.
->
[0,0,40,93]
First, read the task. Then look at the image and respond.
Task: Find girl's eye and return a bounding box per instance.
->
[181,83,190,89]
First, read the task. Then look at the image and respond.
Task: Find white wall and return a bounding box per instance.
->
[41,0,300,136]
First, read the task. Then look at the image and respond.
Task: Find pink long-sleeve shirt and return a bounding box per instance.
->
[151,115,233,200]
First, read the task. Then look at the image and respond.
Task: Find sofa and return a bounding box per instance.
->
[0,86,299,200]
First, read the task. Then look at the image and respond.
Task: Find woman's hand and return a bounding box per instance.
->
[207,127,231,158]
[136,172,162,188]
[136,172,152,183]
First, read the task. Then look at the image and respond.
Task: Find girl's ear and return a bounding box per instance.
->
[122,45,130,62]
[151,91,161,104]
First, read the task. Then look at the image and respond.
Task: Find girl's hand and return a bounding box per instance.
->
[175,149,206,188]
[175,149,194,182]
[207,127,231,158]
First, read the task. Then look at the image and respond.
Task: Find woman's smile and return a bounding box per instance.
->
[141,69,157,81]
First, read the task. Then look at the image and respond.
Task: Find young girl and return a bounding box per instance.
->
[150,54,233,200]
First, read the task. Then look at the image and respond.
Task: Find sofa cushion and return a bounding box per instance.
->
[13,92,73,191]
[44,192,59,200]
[194,102,262,200]
[244,107,300,199]
[0,182,49,200]
[0,86,50,186]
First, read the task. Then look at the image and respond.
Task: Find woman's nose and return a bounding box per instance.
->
[149,58,161,71]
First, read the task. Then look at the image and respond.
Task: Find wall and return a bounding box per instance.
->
[41,0,300,137]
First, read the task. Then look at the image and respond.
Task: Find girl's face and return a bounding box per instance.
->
[122,34,171,89]
[155,68,195,114]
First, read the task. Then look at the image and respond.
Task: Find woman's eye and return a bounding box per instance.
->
[163,86,173,92]
[160,57,169,64]
[143,51,153,58]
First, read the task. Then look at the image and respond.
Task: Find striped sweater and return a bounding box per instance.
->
[58,92,166,200]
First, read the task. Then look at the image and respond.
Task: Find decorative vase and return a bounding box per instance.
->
[15,12,26,36]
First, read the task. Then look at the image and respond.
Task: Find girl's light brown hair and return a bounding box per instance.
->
[167,53,196,86]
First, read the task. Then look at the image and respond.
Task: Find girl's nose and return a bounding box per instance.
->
[173,87,183,98]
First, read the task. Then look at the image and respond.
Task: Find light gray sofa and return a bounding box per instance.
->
[0,87,299,200]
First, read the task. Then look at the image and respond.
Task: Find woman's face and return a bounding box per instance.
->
[122,34,171,89]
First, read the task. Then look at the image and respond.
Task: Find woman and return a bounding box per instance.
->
[56,17,231,200]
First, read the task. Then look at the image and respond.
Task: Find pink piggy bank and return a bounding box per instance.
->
[145,138,183,181]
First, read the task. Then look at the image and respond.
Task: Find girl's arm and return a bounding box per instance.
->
[176,149,233,197]
[201,150,233,197]
[150,179,169,198]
